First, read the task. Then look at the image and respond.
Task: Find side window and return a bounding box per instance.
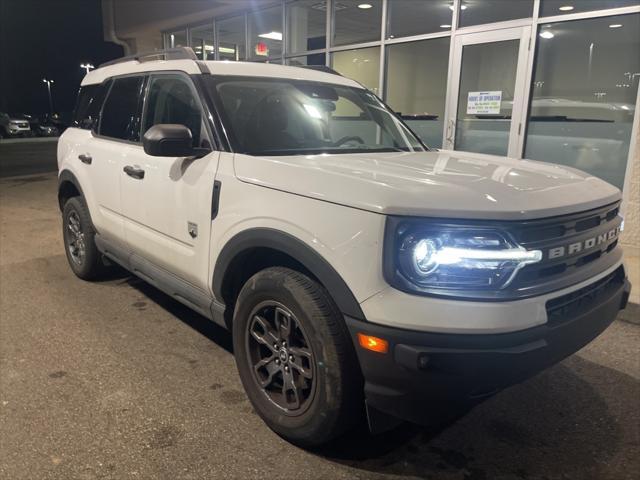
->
[142,75,204,146]
[72,83,108,130]
[99,76,144,142]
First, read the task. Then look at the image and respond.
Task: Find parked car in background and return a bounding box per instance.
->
[22,113,39,131]
[36,115,60,137]
[38,124,60,137]
[47,112,70,135]
[20,114,60,137]
[0,112,32,138]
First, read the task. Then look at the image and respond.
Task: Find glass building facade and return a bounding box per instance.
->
[163,0,640,191]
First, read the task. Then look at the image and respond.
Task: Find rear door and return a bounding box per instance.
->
[66,82,110,234]
[83,76,145,243]
[120,72,220,290]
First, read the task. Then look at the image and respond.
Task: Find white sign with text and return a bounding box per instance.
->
[467,91,502,115]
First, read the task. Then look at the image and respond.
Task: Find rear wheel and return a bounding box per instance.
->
[233,267,362,447]
[62,196,107,280]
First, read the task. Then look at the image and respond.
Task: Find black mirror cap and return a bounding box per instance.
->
[143,124,195,157]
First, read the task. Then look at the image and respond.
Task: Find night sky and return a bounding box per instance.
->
[0,0,123,118]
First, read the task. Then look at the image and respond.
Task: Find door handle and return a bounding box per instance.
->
[445,119,455,147]
[78,153,92,165]
[123,165,145,180]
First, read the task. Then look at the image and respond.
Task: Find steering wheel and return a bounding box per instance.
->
[331,135,365,147]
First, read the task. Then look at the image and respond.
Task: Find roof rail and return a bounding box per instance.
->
[297,65,342,76]
[99,47,198,68]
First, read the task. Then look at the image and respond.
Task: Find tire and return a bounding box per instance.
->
[62,196,107,280]
[233,267,363,447]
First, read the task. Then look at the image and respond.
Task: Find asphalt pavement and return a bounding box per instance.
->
[0,138,58,178]
[0,173,639,480]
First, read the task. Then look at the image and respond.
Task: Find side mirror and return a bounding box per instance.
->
[143,124,210,157]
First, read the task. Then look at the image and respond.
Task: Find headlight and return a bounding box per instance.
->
[384,218,542,298]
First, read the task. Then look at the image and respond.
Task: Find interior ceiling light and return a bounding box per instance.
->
[440,24,452,28]
[258,31,283,40]
[357,3,373,9]
[539,31,554,39]
[609,24,623,28]
[559,5,574,11]
[449,5,467,10]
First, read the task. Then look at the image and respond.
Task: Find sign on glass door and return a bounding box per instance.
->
[467,91,503,115]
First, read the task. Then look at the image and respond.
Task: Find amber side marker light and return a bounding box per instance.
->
[357,333,389,354]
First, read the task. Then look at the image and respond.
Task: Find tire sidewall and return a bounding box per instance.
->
[62,197,100,279]
[233,270,348,445]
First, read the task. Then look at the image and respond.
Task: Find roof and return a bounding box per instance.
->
[81,59,363,89]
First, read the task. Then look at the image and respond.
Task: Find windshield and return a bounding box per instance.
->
[205,76,427,156]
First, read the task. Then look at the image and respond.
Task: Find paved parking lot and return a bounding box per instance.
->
[0,172,639,480]
[0,138,58,178]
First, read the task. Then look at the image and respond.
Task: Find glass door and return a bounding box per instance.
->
[443,27,532,157]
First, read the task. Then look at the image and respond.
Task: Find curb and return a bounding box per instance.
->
[618,302,639,326]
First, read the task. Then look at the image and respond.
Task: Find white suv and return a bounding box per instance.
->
[58,48,631,447]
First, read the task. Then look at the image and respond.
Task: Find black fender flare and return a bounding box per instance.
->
[213,228,366,320]
[57,169,85,210]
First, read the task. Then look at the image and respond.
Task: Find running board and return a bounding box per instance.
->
[94,235,227,328]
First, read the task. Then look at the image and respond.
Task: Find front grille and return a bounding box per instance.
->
[508,201,622,290]
[546,266,625,325]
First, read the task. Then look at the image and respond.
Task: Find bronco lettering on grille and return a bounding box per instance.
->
[548,226,621,259]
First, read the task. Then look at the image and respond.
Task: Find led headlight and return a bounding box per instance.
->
[413,238,439,274]
[385,219,542,297]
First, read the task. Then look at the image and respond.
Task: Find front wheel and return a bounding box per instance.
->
[233,267,362,447]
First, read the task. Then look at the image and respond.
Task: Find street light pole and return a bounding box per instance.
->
[42,79,54,115]
[80,63,95,75]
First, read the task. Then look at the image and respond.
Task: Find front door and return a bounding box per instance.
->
[444,26,532,157]
[120,72,220,290]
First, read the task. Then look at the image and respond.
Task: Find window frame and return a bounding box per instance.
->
[385,0,454,39]
[285,0,327,56]
[384,36,451,149]
[520,12,640,190]
[457,0,536,29]
[139,71,213,149]
[247,4,285,62]
[189,21,215,60]
[202,74,428,156]
[331,0,384,47]
[90,71,225,151]
[94,74,147,145]
[215,13,247,61]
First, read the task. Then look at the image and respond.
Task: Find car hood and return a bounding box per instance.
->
[233,150,621,220]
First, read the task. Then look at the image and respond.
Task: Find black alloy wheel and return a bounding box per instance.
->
[62,196,107,280]
[246,301,316,415]
[233,267,363,447]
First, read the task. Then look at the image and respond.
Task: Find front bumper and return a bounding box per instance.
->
[346,266,630,427]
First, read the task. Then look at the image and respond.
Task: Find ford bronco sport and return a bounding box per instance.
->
[58,48,631,447]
